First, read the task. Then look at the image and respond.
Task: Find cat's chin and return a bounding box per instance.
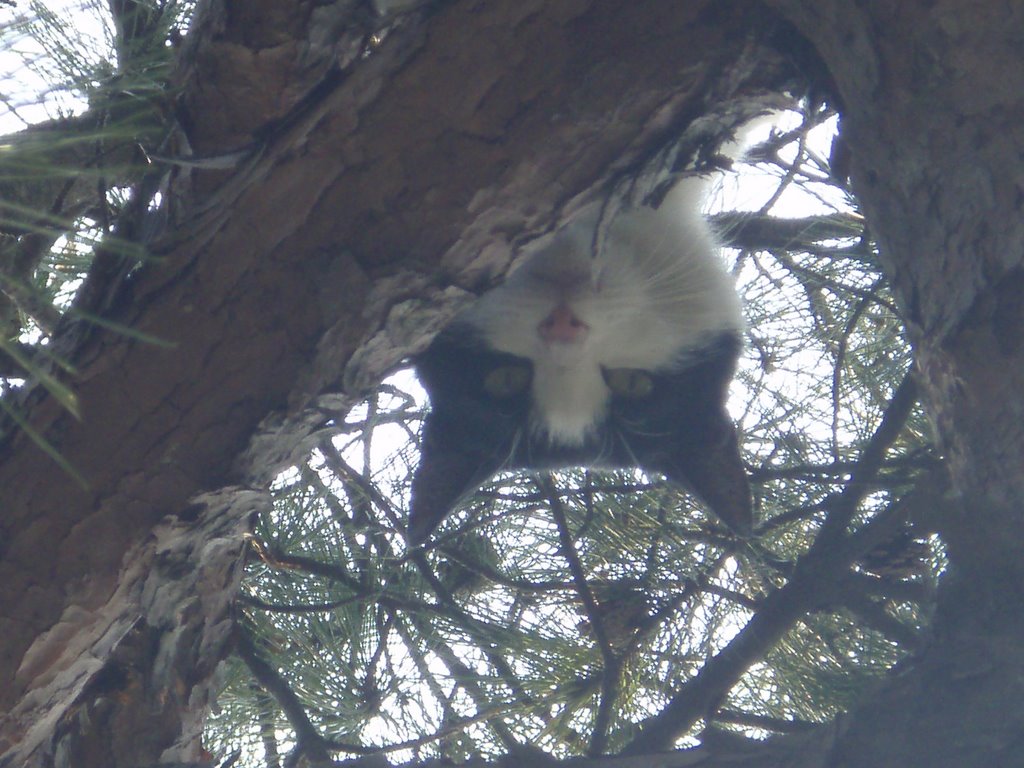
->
[532,415,600,448]
[530,359,609,446]
[537,343,589,368]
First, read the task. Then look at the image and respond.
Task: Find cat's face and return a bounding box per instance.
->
[456,213,741,445]
[408,202,752,544]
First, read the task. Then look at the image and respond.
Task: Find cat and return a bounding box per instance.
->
[409,185,752,544]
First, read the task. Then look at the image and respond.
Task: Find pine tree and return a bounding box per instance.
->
[0,3,1021,768]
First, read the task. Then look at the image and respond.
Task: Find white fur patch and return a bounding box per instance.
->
[459,187,742,446]
[531,361,609,445]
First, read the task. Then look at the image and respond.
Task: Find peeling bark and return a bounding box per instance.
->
[1,488,263,767]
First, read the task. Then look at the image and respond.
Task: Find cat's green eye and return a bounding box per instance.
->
[484,365,531,397]
[604,368,654,399]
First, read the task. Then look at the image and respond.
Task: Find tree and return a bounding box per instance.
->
[0,2,1021,767]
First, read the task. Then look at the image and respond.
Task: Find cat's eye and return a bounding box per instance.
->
[484,365,531,397]
[604,368,654,399]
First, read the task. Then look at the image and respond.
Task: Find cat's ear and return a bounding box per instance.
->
[408,416,502,545]
[659,410,753,536]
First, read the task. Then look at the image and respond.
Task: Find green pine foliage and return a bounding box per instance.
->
[0,0,189,456]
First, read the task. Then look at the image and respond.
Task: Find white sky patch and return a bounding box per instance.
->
[0,0,111,128]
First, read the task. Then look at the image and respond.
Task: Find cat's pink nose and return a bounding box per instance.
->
[539,304,588,343]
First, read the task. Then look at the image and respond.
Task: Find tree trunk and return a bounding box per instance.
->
[767,2,1024,765]
[1,1,1021,766]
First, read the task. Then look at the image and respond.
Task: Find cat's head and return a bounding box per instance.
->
[407,202,752,544]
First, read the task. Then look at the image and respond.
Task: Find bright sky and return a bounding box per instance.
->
[0,0,111,130]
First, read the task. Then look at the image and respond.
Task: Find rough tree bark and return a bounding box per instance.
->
[0,1,1021,767]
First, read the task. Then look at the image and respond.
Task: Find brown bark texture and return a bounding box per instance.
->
[0,0,1021,766]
